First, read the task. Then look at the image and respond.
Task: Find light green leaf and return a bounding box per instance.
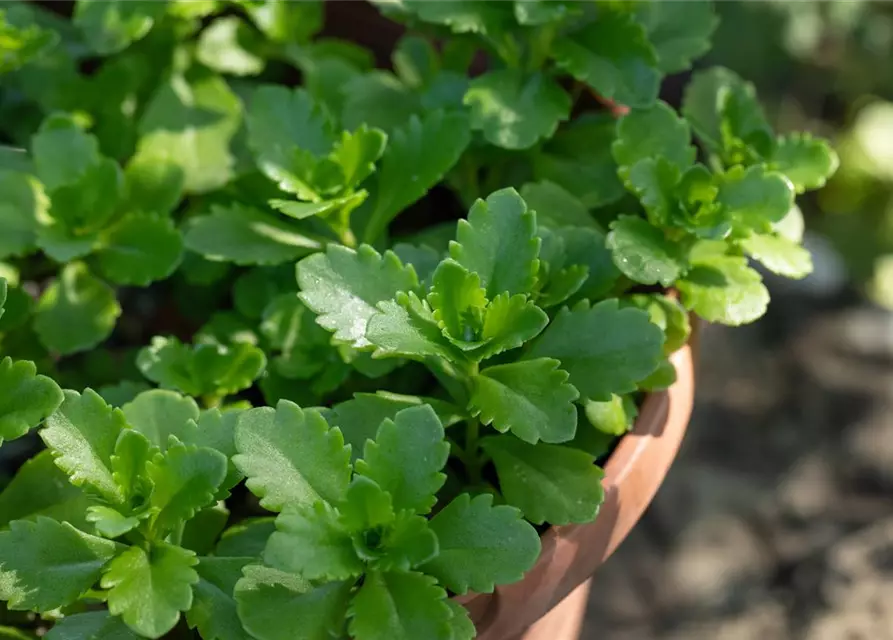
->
[677,255,769,325]
[552,10,660,108]
[620,293,691,354]
[366,293,459,361]
[41,388,126,503]
[481,437,605,525]
[339,475,395,536]
[612,101,696,179]
[196,16,264,76]
[583,394,638,436]
[348,570,453,640]
[465,70,570,150]
[514,1,577,25]
[446,600,476,640]
[0,451,93,530]
[184,204,322,266]
[717,165,794,231]
[35,223,99,262]
[242,0,323,43]
[269,192,366,221]
[147,442,227,535]
[186,409,244,494]
[85,505,139,539]
[471,358,578,444]
[187,556,254,640]
[739,233,813,280]
[247,86,333,188]
[96,214,183,286]
[527,299,664,401]
[121,390,200,451]
[476,293,548,361]
[375,512,439,572]
[297,244,419,348]
[355,405,449,514]
[422,493,540,594]
[450,187,540,298]
[45,610,138,640]
[264,501,363,581]
[235,567,351,640]
[233,400,351,512]
[135,68,242,194]
[0,517,119,612]
[639,357,677,391]
[769,132,839,193]
[624,157,680,226]
[73,0,167,55]
[363,111,471,243]
[34,262,121,355]
[46,158,122,235]
[606,215,687,287]
[0,357,63,445]
[102,543,199,639]
[635,0,717,73]
[428,260,487,342]
[122,154,184,217]
[110,429,154,505]
[329,125,387,191]
[0,171,45,259]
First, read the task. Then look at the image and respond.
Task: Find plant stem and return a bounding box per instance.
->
[202,393,223,409]
[465,418,482,485]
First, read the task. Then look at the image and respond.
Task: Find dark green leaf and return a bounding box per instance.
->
[612,101,696,180]
[0,171,44,259]
[215,518,276,558]
[121,389,199,451]
[73,0,167,55]
[31,116,100,192]
[606,215,687,287]
[0,357,63,445]
[0,451,93,530]
[187,556,254,640]
[519,181,598,230]
[45,610,138,640]
[635,1,717,73]
[341,71,421,134]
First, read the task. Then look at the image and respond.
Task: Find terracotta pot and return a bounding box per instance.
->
[455,343,696,639]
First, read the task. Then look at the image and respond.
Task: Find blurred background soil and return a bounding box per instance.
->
[585,4,893,637]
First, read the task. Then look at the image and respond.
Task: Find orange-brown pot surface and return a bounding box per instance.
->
[456,344,696,639]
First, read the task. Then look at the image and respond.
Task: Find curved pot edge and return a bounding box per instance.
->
[457,343,696,639]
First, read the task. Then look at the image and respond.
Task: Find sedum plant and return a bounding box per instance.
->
[0,1,837,639]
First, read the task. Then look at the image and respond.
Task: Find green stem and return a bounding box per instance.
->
[465,418,482,485]
[202,393,223,410]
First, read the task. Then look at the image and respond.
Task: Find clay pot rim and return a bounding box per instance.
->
[453,342,696,637]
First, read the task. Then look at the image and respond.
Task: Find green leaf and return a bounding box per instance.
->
[355,405,449,514]
[86,505,139,538]
[533,114,624,209]
[519,181,597,230]
[366,293,459,361]
[329,125,388,191]
[45,611,138,640]
[481,437,605,525]
[264,501,363,581]
[135,68,242,194]
[187,556,254,640]
[528,299,664,401]
[450,188,540,298]
[147,442,227,535]
[96,214,183,286]
[233,400,351,512]
[471,358,578,445]
[392,35,438,88]
[348,570,453,640]
[41,389,126,503]
[35,224,98,262]
[427,260,487,342]
[186,409,244,494]
[677,255,769,325]
[476,294,549,361]
[612,101,696,179]
[0,171,44,259]
[717,165,794,231]
[242,0,323,43]
[376,512,438,572]
[341,71,421,134]
[739,233,813,280]
[769,132,839,193]
[514,1,578,25]
[623,157,681,227]
[403,1,512,34]
[363,111,471,243]
[31,116,100,192]
[682,66,773,160]
[196,16,264,77]
[583,394,638,436]
[422,493,540,594]
[464,70,570,150]
[328,392,464,461]
[235,567,351,640]
[46,157,122,235]
[606,215,687,287]
[634,0,717,73]
[0,451,93,530]
[552,10,660,108]
[339,475,396,536]
[122,154,184,217]
[446,600,476,640]
[557,226,621,300]
[620,293,691,354]
[0,517,118,612]
[247,86,334,190]
[639,357,676,391]
[136,337,267,398]
[216,518,276,558]
[181,503,230,555]
[297,244,419,348]
[34,263,120,355]
[73,0,167,55]
[184,204,322,266]
[102,543,199,639]
[110,429,154,505]
[0,357,63,445]
[121,389,200,451]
